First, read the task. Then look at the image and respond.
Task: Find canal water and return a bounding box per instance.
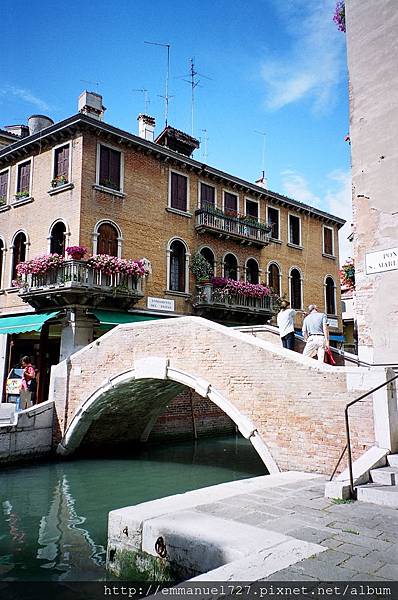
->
[0,436,266,581]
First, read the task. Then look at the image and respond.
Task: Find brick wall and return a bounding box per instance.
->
[51,317,380,474]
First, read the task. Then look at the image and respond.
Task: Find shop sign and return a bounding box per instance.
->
[147,297,175,312]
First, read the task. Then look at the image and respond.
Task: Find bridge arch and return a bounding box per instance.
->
[57,357,279,473]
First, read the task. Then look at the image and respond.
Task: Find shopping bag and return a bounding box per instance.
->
[324,347,336,365]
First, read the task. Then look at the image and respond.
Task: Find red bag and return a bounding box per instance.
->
[324,347,336,365]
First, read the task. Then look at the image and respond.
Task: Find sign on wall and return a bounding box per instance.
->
[365,247,398,275]
[327,318,339,329]
[147,297,175,312]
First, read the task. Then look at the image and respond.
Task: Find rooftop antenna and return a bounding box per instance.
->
[200,129,209,161]
[144,41,171,126]
[80,79,102,91]
[254,130,267,186]
[132,88,150,113]
[182,58,211,137]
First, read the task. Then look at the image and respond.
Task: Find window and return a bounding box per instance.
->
[246,258,259,284]
[267,207,280,240]
[170,172,188,212]
[50,222,66,255]
[290,268,302,309]
[325,276,336,315]
[200,247,215,275]
[200,183,215,209]
[0,170,9,203]
[16,161,31,195]
[223,253,238,280]
[99,145,122,191]
[289,215,301,246]
[0,239,4,288]
[245,199,258,220]
[169,240,187,292]
[323,226,334,256]
[12,232,27,282]
[268,263,281,295]
[54,144,70,181]
[98,223,119,256]
[224,192,238,215]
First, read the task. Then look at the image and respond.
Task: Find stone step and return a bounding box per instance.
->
[0,403,16,424]
[356,484,398,507]
[387,454,398,468]
[370,466,398,486]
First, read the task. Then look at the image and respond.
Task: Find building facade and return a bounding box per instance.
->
[0,92,344,401]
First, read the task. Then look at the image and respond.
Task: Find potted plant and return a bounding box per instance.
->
[340,258,355,289]
[51,175,68,188]
[15,190,29,199]
[190,252,213,282]
[0,196,6,206]
[66,245,87,260]
[99,178,119,191]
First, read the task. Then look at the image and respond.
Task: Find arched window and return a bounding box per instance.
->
[50,222,66,255]
[169,240,187,292]
[290,268,302,309]
[98,222,119,256]
[325,276,336,315]
[0,239,4,289]
[12,232,27,282]
[268,263,281,295]
[246,258,259,284]
[200,247,215,276]
[223,253,238,280]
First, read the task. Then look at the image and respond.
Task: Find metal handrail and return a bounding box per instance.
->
[332,373,398,498]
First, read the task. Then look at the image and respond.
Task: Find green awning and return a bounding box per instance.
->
[0,311,60,335]
[92,310,161,327]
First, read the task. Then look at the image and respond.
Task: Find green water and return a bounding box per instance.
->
[0,436,266,581]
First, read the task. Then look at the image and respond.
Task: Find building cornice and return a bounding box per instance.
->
[0,113,346,228]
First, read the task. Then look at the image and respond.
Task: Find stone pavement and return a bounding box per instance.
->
[195,476,398,581]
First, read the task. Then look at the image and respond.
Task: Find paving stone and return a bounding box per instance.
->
[347,573,390,581]
[258,516,306,534]
[233,511,277,526]
[339,555,386,574]
[292,559,359,581]
[287,526,331,545]
[313,549,350,567]
[325,522,384,539]
[264,569,318,581]
[335,543,371,557]
[375,564,398,579]
[319,537,344,550]
[365,549,398,566]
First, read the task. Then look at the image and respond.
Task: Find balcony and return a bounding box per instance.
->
[195,206,271,247]
[193,282,276,323]
[18,260,144,311]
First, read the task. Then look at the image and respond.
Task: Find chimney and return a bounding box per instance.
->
[255,171,268,189]
[4,124,30,138]
[28,115,54,135]
[78,91,106,120]
[137,114,155,142]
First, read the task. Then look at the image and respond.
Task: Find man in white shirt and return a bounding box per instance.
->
[276,300,296,350]
[302,304,330,361]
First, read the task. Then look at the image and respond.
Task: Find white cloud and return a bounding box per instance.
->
[0,85,50,112]
[281,169,321,207]
[261,0,346,112]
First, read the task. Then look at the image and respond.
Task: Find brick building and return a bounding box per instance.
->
[0,92,344,402]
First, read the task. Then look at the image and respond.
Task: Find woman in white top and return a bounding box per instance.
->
[276,300,296,350]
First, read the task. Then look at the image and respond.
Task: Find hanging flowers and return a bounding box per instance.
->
[333,1,346,32]
[86,254,147,278]
[16,253,64,276]
[340,258,355,289]
[66,245,87,260]
[211,277,271,299]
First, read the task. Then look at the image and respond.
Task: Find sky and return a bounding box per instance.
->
[1,0,352,262]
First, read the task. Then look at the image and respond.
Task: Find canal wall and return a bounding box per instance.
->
[0,400,54,463]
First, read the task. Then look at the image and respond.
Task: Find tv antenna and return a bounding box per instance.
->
[144,41,171,126]
[132,88,150,113]
[254,130,267,186]
[80,79,102,91]
[200,129,209,161]
[181,58,211,137]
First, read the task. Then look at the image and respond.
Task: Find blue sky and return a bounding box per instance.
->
[1,0,352,261]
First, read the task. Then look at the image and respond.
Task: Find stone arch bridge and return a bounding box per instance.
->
[50,317,395,474]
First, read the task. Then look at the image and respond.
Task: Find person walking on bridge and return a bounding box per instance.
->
[277,300,296,350]
[302,304,329,362]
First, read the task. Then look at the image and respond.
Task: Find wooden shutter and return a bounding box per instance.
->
[99,146,110,184]
[0,171,8,198]
[171,173,187,211]
[291,269,301,309]
[324,228,333,255]
[268,208,279,239]
[98,223,118,256]
[12,233,26,280]
[0,241,3,286]
[55,145,69,179]
[109,149,121,189]
[326,278,335,314]
[289,216,300,245]
[201,183,215,208]
[224,192,237,214]
[18,162,30,193]
[170,241,185,291]
[269,264,280,295]
[245,200,258,219]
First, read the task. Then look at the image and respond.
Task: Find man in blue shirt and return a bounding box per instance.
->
[302,304,330,361]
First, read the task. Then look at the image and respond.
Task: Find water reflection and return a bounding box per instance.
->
[0,436,266,581]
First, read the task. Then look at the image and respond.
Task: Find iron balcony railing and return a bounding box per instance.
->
[195,206,271,245]
[19,260,143,295]
[194,283,274,313]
